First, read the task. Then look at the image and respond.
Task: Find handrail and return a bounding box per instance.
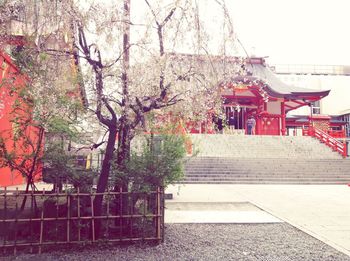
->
[327,129,346,138]
[303,126,347,158]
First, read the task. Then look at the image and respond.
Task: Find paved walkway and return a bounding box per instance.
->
[165,184,350,257]
[165,202,282,223]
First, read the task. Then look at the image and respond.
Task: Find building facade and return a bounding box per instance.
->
[272,64,350,137]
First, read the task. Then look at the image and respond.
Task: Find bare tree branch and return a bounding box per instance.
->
[144,0,161,26]
[160,7,176,27]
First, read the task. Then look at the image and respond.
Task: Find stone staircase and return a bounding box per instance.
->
[181,135,350,184]
[190,134,343,159]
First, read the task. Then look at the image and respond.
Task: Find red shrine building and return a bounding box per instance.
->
[0,50,36,187]
[183,56,347,157]
[219,57,331,136]
[184,56,337,135]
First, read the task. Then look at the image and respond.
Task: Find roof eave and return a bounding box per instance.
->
[288,89,331,98]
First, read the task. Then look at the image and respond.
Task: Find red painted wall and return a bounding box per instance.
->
[259,116,280,135]
[0,51,41,187]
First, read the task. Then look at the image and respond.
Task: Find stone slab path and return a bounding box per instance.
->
[166,184,350,257]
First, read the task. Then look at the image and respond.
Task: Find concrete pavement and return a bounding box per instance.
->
[165,184,350,257]
[165,202,282,223]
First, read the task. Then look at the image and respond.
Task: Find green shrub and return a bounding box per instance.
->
[112,133,187,191]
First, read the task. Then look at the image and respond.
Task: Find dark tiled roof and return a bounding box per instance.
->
[234,61,330,99]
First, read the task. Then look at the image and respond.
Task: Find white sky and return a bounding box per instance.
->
[92,0,350,66]
[225,0,350,65]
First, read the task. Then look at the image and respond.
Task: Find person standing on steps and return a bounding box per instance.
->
[213,115,224,134]
[246,115,256,135]
[217,117,223,134]
[228,111,236,130]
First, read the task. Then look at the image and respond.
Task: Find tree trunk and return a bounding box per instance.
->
[114,122,132,232]
[20,178,31,211]
[20,127,45,211]
[93,125,118,237]
[116,123,131,169]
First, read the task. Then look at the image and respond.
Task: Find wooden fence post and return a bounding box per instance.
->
[90,189,95,242]
[106,186,110,238]
[67,192,71,243]
[38,188,45,254]
[77,187,81,242]
[13,188,18,255]
[156,187,161,242]
[3,187,7,252]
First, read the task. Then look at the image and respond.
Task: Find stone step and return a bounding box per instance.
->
[188,156,350,159]
[185,164,350,167]
[177,180,349,184]
[186,159,349,162]
[184,172,350,176]
[185,175,350,179]
[185,170,350,174]
[186,166,349,169]
[186,169,349,173]
[184,170,350,174]
[183,170,350,175]
[181,177,350,182]
[186,175,349,179]
[186,162,350,166]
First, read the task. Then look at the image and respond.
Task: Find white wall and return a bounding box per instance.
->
[278,74,350,116]
[267,101,281,114]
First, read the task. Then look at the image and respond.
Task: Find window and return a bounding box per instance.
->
[311,101,320,115]
[342,114,350,137]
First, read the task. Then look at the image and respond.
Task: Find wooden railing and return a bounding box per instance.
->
[327,129,346,138]
[0,187,164,255]
[303,126,347,158]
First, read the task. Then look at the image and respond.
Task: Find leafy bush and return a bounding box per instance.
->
[43,143,95,192]
[112,133,187,191]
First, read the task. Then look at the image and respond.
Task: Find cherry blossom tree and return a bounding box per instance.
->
[66,0,242,226]
[1,0,242,234]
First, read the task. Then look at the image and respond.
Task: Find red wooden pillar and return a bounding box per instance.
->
[255,99,263,135]
[254,118,259,135]
[244,110,248,134]
[281,101,286,136]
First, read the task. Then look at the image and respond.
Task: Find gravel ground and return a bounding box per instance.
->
[3,223,350,261]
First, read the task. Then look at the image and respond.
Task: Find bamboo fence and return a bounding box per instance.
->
[0,186,164,255]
